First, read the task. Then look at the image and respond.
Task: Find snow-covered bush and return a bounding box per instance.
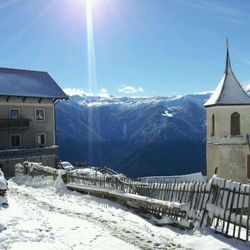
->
[20,161,61,176]
[0,169,7,190]
[0,174,8,208]
[0,169,4,178]
[0,177,7,191]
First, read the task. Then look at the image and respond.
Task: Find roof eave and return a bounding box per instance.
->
[0,94,69,100]
[205,103,250,108]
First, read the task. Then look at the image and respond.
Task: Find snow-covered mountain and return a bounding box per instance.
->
[56,93,210,177]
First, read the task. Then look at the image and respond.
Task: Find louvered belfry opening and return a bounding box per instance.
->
[231,112,240,136]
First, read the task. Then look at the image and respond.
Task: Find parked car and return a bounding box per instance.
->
[57,161,75,171]
[75,161,87,168]
[73,167,103,178]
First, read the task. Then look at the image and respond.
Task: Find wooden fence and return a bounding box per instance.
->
[16,163,250,242]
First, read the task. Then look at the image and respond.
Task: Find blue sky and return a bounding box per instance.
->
[1,0,250,97]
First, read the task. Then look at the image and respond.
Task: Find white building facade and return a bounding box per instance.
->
[0,67,68,177]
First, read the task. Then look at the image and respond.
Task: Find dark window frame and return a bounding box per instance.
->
[10,134,21,148]
[36,133,46,146]
[211,114,215,137]
[35,109,45,121]
[9,108,20,120]
[247,155,250,179]
[231,112,240,136]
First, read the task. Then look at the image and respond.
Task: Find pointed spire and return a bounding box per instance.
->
[225,38,232,73]
[204,40,250,107]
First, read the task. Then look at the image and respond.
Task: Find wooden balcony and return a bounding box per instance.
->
[0,119,31,131]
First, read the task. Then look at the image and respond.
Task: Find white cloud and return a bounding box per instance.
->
[63,88,92,97]
[118,85,144,94]
[195,90,213,95]
[63,87,111,97]
[98,88,110,98]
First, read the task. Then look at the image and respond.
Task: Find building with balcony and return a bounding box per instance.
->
[0,67,68,177]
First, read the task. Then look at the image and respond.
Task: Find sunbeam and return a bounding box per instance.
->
[85,0,97,93]
[83,0,101,164]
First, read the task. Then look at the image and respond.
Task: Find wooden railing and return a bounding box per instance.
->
[16,163,250,242]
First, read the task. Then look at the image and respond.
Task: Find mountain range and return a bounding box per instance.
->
[56,93,211,177]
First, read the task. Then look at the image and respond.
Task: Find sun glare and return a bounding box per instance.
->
[74,0,96,9]
[85,0,95,6]
[81,0,96,9]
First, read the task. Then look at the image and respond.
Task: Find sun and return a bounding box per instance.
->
[84,0,95,8]
[74,0,96,9]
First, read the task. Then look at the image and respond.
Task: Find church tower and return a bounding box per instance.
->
[204,41,250,183]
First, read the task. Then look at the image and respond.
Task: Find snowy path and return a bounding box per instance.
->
[0,190,140,250]
[0,177,250,250]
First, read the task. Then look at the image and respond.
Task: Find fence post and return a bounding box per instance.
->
[246,186,250,241]
[238,185,247,239]
[200,180,213,227]
[225,187,236,236]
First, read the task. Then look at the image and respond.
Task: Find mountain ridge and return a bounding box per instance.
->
[56,93,210,177]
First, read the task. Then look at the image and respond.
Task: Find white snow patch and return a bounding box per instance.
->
[53,174,68,195]
[0,177,7,190]
[243,82,250,93]
[140,172,206,182]
[0,169,5,178]
[170,95,183,100]
[84,101,111,107]
[195,90,213,95]
[0,178,248,250]
[162,110,173,117]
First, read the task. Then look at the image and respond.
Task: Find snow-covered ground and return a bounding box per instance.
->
[0,176,249,250]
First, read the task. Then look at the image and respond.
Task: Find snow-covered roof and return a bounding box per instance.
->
[204,48,250,107]
[0,67,68,100]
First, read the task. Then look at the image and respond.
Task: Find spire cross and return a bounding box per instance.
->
[225,38,229,49]
[225,38,231,72]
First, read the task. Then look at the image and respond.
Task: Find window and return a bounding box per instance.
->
[10,135,21,148]
[35,109,45,121]
[248,155,250,179]
[9,109,20,119]
[36,133,46,145]
[211,114,215,136]
[231,112,240,136]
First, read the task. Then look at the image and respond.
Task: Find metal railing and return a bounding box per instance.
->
[0,146,58,160]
